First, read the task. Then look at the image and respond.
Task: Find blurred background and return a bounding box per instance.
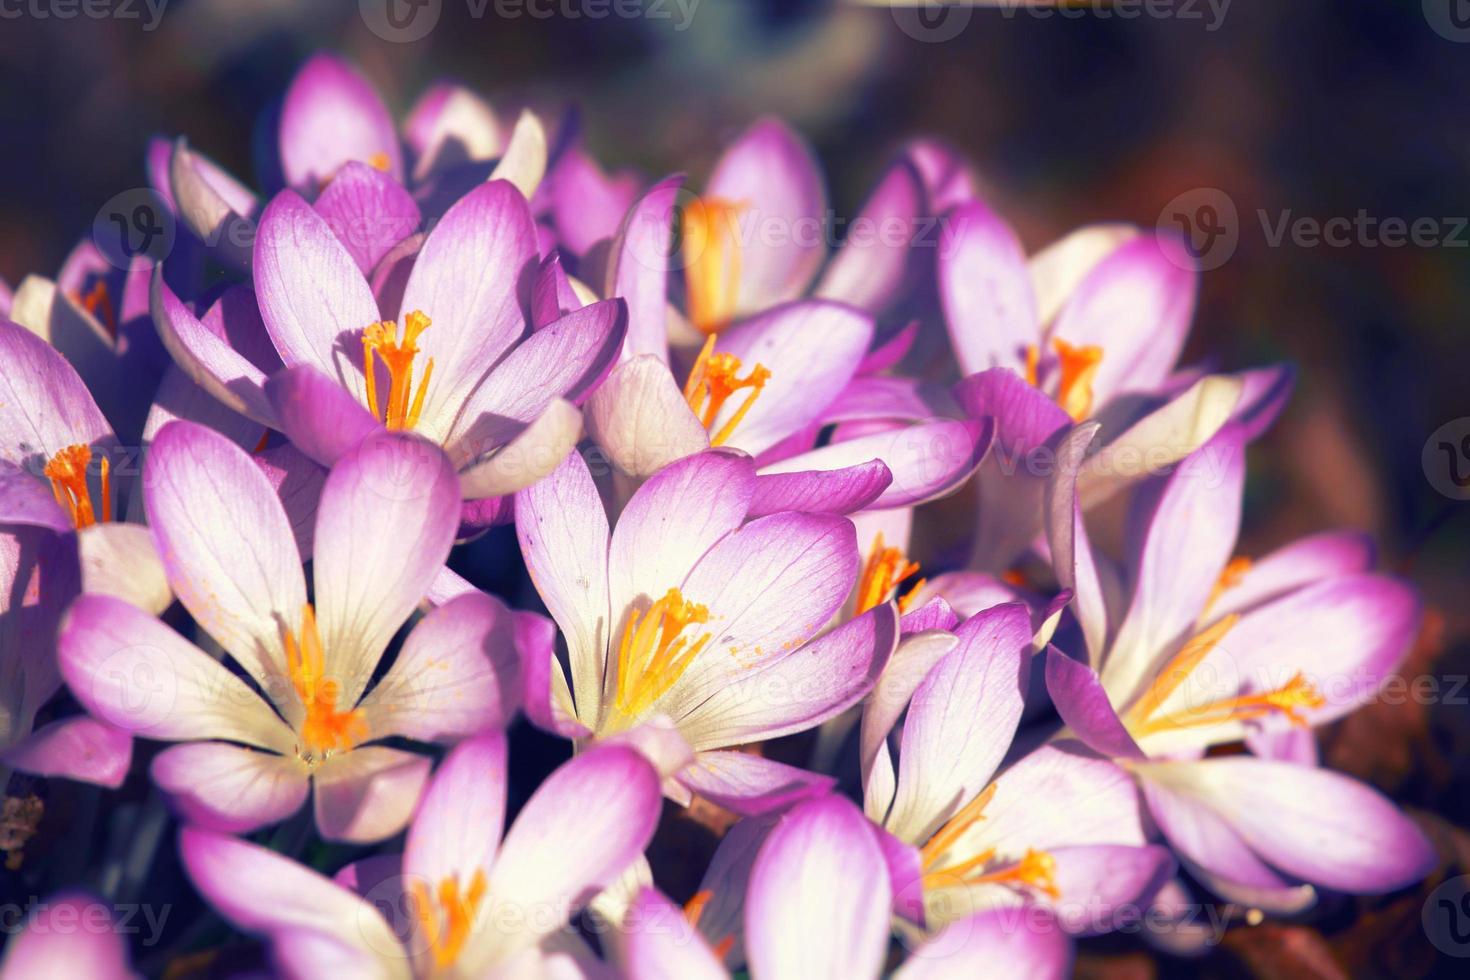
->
[1,0,1467,975]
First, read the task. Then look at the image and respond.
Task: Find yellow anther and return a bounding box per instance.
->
[856,533,921,615]
[410,869,487,969]
[611,588,711,723]
[361,309,434,430]
[683,333,770,447]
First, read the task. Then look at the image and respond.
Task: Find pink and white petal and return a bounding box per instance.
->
[899,597,958,635]
[901,139,977,213]
[899,907,1072,980]
[1229,362,1295,442]
[1045,844,1175,936]
[1246,727,1319,766]
[679,604,899,751]
[514,449,612,726]
[1041,421,1109,661]
[312,430,460,704]
[58,593,297,750]
[971,746,1148,855]
[531,252,585,328]
[1208,529,1376,620]
[519,608,590,739]
[279,54,402,190]
[472,745,661,964]
[312,162,420,274]
[360,591,522,741]
[860,630,960,821]
[765,418,991,509]
[404,731,507,890]
[313,746,433,844]
[676,751,835,818]
[371,231,423,322]
[744,795,891,980]
[77,522,172,615]
[939,199,1038,377]
[616,888,727,980]
[178,827,406,975]
[254,443,328,559]
[885,604,1032,844]
[546,140,642,257]
[1028,223,1137,327]
[608,449,756,636]
[456,397,582,500]
[585,355,709,478]
[818,375,940,426]
[706,118,827,311]
[0,891,136,980]
[145,420,306,688]
[406,84,505,181]
[152,742,309,834]
[909,572,1023,621]
[0,316,112,464]
[1044,648,1145,761]
[1048,234,1197,405]
[606,174,684,360]
[667,512,858,716]
[747,460,892,518]
[488,109,550,199]
[601,716,696,782]
[2,716,132,789]
[264,364,386,467]
[150,271,276,427]
[0,464,70,533]
[399,180,539,427]
[858,319,920,376]
[707,300,873,457]
[169,140,258,271]
[814,159,923,314]
[1102,424,1245,700]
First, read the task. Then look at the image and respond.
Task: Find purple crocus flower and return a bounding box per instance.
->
[153,176,627,523]
[58,422,524,842]
[0,891,137,979]
[615,795,1073,980]
[859,604,1172,934]
[515,447,898,814]
[1043,425,1435,909]
[180,733,663,978]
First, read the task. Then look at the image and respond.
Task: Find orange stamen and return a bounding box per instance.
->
[681,196,746,335]
[410,869,487,969]
[281,603,367,760]
[1051,338,1103,422]
[919,783,997,871]
[1204,556,1253,613]
[1023,343,1040,387]
[970,848,1061,899]
[72,280,118,339]
[367,152,392,172]
[683,333,770,447]
[361,310,434,430]
[43,444,111,529]
[918,786,1061,900]
[856,533,921,615]
[611,588,711,723]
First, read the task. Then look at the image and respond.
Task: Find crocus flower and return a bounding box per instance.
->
[154,176,627,525]
[616,795,1074,980]
[0,891,137,980]
[0,520,131,790]
[181,733,663,979]
[515,447,897,813]
[859,603,1172,934]
[1044,424,1435,908]
[58,421,523,842]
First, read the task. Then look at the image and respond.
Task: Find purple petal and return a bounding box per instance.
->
[676,752,834,818]
[313,162,421,274]
[0,316,112,464]
[900,908,1071,980]
[169,139,258,271]
[975,745,1148,853]
[279,53,402,191]
[517,607,590,739]
[405,731,507,892]
[899,596,959,634]
[606,174,684,359]
[151,270,276,427]
[405,83,505,181]
[902,138,977,214]
[455,397,584,500]
[858,319,920,375]
[940,199,1038,377]
[0,891,135,979]
[313,746,432,844]
[530,252,585,328]
[747,459,893,518]
[1208,529,1376,619]
[152,742,309,834]
[0,463,71,533]
[616,888,726,980]
[1229,362,1295,441]
[2,716,132,789]
[1029,223,1137,326]
[546,140,642,257]
[264,364,386,467]
[815,159,923,315]
[1046,844,1175,936]
[1044,647,1145,761]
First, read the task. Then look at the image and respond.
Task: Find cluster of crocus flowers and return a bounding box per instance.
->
[0,48,1441,980]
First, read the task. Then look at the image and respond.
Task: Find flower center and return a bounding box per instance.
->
[71,279,118,339]
[281,603,367,762]
[44,444,111,529]
[1024,338,1104,422]
[683,334,770,447]
[917,784,1060,898]
[610,588,711,724]
[410,869,487,970]
[1124,614,1327,738]
[856,533,923,614]
[681,196,746,335]
[1204,555,1253,613]
[361,309,435,430]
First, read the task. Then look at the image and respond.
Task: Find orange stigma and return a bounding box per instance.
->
[611,588,711,723]
[856,533,923,614]
[362,309,434,430]
[72,280,118,339]
[1204,556,1253,613]
[367,152,392,172]
[282,603,366,761]
[410,869,487,970]
[1023,338,1104,422]
[683,333,770,447]
[682,890,735,960]
[917,785,1060,898]
[682,196,745,335]
[44,444,111,529]
[1125,614,1327,738]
